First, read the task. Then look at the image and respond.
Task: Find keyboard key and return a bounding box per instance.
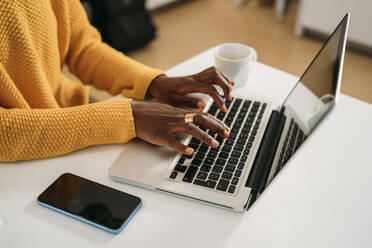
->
[231,127,240,134]
[237,162,245,170]
[228,157,239,165]
[208,106,218,116]
[200,165,212,172]
[216,179,229,192]
[228,185,236,193]
[231,177,239,185]
[170,171,178,179]
[216,136,224,144]
[243,100,251,106]
[175,165,187,173]
[226,116,235,122]
[243,148,250,155]
[236,138,246,145]
[239,133,248,139]
[240,155,247,162]
[222,171,233,180]
[210,146,221,152]
[212,165,223,173]
[225,100,232,109]
[189,143,199,150]
[191,159,202,166]
[208,130,216,137]
[215,158,226,166]
[234,169,242,177]
[209,172,220,181]
[194,179,217,189]
[242,126,251,132]
[196,171,208,180]
[224,140,234,147]
[233,122,242,129]
[229,133,237,140]
[195,152,206,160]
[199,144,209,152]
[207,151,218,158]
[182,154,193,160]
[190,137,201,144]
[178,157,185,164]
[222,145,232,152]
[182,166,198,183]
[231,151,241,158]
[217,112,226,120]
[225,164,236,172]
[234,144,244,151]
[204,158,215,165]
[219,152,229,159]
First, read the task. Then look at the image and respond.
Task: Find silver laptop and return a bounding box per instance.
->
[110,14,349,212]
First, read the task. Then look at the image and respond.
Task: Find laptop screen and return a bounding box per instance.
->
[281,14,349,133]
[263,14,349,186]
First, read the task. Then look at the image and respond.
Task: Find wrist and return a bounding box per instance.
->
[147,75,166,98]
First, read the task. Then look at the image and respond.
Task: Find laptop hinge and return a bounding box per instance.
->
[245,110,286,209]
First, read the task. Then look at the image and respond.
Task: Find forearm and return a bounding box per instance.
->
[65,0,164,100]
[0,99,135,162]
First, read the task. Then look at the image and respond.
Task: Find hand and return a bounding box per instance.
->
[147,67,234,113]
[131,101,229,155]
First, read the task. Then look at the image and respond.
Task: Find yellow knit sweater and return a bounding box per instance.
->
[0,0,164,162]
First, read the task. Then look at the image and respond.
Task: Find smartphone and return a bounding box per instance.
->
[37,173,142,234]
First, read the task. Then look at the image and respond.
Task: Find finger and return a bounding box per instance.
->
[187,83,227,112]
[170,94,206,110]
[193,113,229,138]
[168,138,194,155]
[195,67,233,100]
[171,123,219,148]
[214,70,233,101]
[207,113,230,131]
[218,70,234,86]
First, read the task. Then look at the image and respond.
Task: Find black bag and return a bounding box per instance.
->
[83,0,156,52]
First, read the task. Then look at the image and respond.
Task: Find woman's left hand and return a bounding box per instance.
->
[147,67,234,113]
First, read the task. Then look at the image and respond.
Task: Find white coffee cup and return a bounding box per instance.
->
[214,43,257,88]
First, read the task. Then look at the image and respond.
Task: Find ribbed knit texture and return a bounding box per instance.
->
[0,0,164,161]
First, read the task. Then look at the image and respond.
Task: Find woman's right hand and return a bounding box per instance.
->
[131,101,229,155]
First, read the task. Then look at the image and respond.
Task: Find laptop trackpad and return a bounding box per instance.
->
[109,138,178,189]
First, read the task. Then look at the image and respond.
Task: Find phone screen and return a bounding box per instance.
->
[38,173,141,233]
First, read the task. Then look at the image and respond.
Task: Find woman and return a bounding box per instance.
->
[0,0,233,162]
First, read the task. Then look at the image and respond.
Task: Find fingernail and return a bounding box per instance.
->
[186,148,194,155]
[224,130,229,137]
[211,139,219,147]
[224,124,230,130]
[222,105,227,112]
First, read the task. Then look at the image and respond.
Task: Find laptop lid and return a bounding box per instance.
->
[246,14,350,207]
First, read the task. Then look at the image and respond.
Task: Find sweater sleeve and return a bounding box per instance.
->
[0,99,136,162]
[64,0,164,100]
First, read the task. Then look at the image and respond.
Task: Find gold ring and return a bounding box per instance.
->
[184,113,196,123]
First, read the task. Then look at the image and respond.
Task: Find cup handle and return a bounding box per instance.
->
[250,48,257,62]
[249,48,257,71]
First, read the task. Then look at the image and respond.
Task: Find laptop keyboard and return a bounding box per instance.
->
[275,118,307,174]
[169,97,267,194]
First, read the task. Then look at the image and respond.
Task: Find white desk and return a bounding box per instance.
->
[1,48,372,248]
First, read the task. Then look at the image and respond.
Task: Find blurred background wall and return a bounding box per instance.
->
[85,0,372,104]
